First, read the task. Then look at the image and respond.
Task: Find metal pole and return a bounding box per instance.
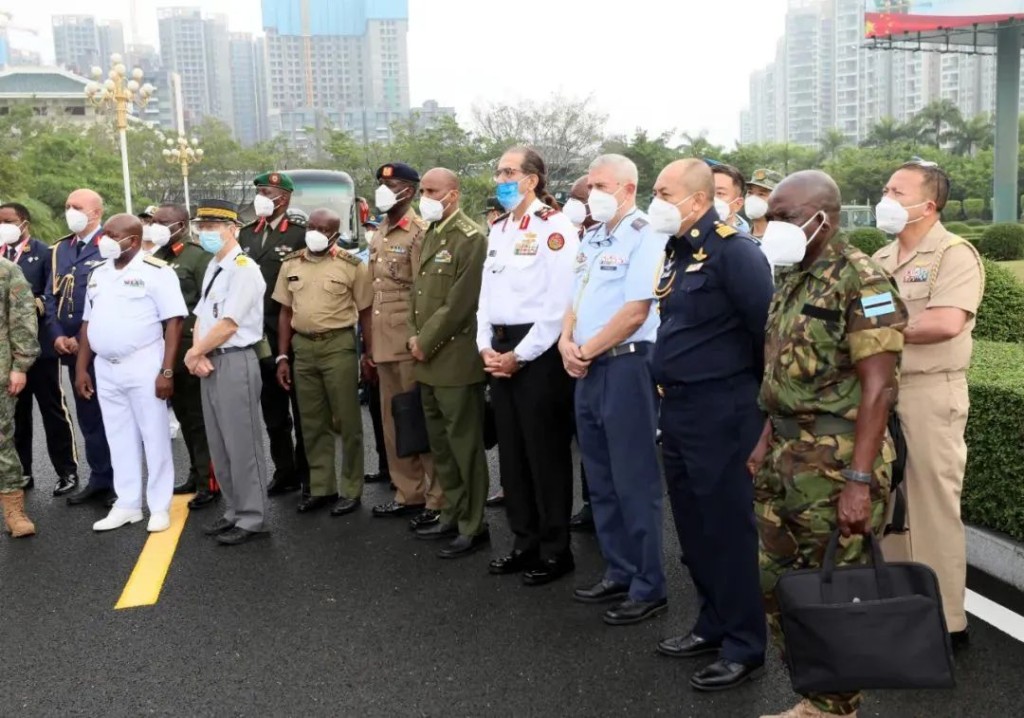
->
[119,127,133,214]
[993,24,1021,223]
[183,171,191,212]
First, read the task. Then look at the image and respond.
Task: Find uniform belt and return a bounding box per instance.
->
[770,414,856,440]
[605,341,650,359]
[374,289,406,303]
[211,344,256,356]
[492,324,533,343]
[295,327,354,341]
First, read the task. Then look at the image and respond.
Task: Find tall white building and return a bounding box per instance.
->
[157,8,234,132]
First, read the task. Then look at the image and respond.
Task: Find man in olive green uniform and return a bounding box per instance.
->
[274,209,373,517]
[149,204,218,510]
[408,168,490,556]
[751,171,908,718]
[873,161,984,645]
[367,162,441,520]
[238,171,309,496]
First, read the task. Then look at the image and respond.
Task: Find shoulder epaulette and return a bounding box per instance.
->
[235,254,253,267]
[411,215,428,230]
[491,212,510,226]
[455,217,479,237]
[535,206,559,221]
[143,255,168,268]
[714,222,737,239]
[631,217,649,231]
[335,249,361,266]
[56,233,74,245]
[282,249,304,262]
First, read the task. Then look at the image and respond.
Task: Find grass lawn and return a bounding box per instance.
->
[1000,260,1024,283]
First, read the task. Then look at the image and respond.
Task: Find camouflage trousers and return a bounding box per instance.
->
[754,429,892,716]
[0,392,26,493]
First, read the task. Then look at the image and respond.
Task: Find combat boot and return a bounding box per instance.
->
[761,700,857,718]
[2,490,36,537]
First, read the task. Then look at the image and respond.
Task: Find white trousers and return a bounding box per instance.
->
[95,341,173,513]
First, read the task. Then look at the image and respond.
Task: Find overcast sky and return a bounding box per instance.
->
[10,0,788,147]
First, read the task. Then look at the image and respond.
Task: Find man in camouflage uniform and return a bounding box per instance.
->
[750,171,908,718]
[0,256,41,537]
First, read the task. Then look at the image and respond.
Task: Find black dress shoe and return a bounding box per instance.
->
[372,500,426,518]
[188,489,220,510]
[485,490,505,508]
[298,494,337,513]
[603,597,668,626]
[569,503,595,531]
[657,632,722,658]
[203,517,235,536]
[951,628,970,651]
[363,471,390,484]
[216,527,270,546]
[23,475,34,491]
[67,485,115,506]
[267,477,300,496]
[409,508,440,531]
[573,579,630,604]
[53,473,79,497]
[415,521,457,540]
[689,659,764,692]
[173,479,197,495]
[523,553,575,586]
[438,529,490,559]
[330,496,361,517]
[488,549,539,575]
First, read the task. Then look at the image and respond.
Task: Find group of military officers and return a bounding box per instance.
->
[0,145,983,718]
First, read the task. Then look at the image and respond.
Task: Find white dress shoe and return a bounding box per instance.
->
[93,508,144,532]
[147,511,171,533]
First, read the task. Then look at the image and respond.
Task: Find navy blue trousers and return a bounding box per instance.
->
[576,352,665,602]
[660,374,766,666]
[62,357,112,490]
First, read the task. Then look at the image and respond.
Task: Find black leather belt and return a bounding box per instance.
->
[211,344,255,356]
[606,342,650,359]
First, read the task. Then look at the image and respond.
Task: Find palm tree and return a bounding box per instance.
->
[862,117,911,148]
[677,131,724,160]
[912,99,963,147]
[818,128,849,162]
[951,113,993,156]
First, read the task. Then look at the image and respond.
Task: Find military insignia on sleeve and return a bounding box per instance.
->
[903,266,929,283]
[434,249,453,264]
[862,291,897,318]
[547,233,565,251]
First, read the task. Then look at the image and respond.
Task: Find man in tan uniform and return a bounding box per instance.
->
[367,162,441,520]
[873,160,984,647]
[274,208,374,517]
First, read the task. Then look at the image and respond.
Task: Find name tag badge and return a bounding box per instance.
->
[123,278,144,288]
[213,303,219,319]
[434,249,453,264]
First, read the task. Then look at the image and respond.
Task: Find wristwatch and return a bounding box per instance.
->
[275,354,289,364]
[840,468,872,485]
[160,369,174,379]
[513,351,527,370]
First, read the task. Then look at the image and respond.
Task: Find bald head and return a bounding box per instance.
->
[651,159,715,236]
[308,208,342,238]
[103,213,143,264]
[774,170,841,216]
[65,188,103,235]
[422,167,459,192]
[569,175,589,203]
[768,170,842,265]
[420,167,461,221]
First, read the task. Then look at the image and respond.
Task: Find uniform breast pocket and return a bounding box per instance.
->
[386,253,412,281]
[673,273,721,325]
[788,305,845,380]
[507,253,540,289]
[595,261,629,283]
[427,263,456,295]
[898,281,930,307]
[117,285,147,301]
[323,278,351,300]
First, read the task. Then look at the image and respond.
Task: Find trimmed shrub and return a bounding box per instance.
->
[943,200,963,221]
[975,259,1024,343]
[977,223,1024,261]
[847,227,889,256]
[965,218,987,227]
[964,198,986,219]
[944,221,971,236]
[965,341,1024,541]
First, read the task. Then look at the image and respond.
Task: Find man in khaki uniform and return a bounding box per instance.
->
[408,168,490,556]
[367,162,441,520]
[274,208,373,518]
[873,160,984,646]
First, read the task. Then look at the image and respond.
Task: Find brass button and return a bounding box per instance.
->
[417,290,422,295]
[374,310,380,315]
[376,258,382,263]
[420,272,425,276]
[374,277,381,282]
[690,229,700,238]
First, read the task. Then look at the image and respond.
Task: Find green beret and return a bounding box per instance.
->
[253,171,294,192]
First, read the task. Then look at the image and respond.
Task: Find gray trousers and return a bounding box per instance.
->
[201,349,268,531]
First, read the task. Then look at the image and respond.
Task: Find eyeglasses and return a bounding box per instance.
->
[493,167,526,182]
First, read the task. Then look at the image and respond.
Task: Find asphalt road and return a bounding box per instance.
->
[1,404,1022,718]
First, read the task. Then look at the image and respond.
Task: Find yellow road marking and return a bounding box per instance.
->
[114,495,191,610]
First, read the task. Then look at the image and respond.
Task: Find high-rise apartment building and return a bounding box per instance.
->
[230,33,263,146]
[157,7,234,132]
[97,20,125,67]
[52,15,100,75]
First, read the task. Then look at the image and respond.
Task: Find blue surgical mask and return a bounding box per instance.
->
[199,230,224,255]
[495,180,525,211]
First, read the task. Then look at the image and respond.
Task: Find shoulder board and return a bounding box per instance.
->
[714,223,737,239]
[454,217,479,237]
[282,249,304,262]
[143,255,168,268]
[334,250,361,266]
[631,217,649,231]
[235,254,253,267]
[491,212,510,226]
[535,206,559,221]
[56,233,75,245]
[411,215,428,230]
[240,220,259,231]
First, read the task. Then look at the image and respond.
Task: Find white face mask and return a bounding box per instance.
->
[0,223,22,245]
[875,196,927,235]
[648,194,694,236]
[375,184,406,212]
[148,223,173,248]
[744,195,769,221]
[588,187,624,224]
[99,235,126,260]
[253,193,276,218]
[66,208,89,234]
[305,230,330,253]
[760,211,826,268]
[418,193,449,223]
[562,198,588,226]
[714,197,734,223]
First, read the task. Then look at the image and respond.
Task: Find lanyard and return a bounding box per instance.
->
[202,267,224,301]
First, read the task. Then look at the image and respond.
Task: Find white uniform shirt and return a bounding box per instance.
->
[84,251,188,360]
[193,243,266,349]
[476,199,580,361]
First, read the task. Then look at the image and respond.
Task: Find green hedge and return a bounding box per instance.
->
[944,221,971,236]
[965,218,987,227]
[847,227,889,256]
[974,259,1024,343]
[965,341,1024,541]
[964,199,986,219]
[943,200,963,221]
[977,223,1024,260]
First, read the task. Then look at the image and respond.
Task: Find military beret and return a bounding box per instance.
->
[376,162,420,183]
[362,216,380,228]
[253,171,295,192]
[483,197,503,214]
[194,199,239,223]
[139,204,158,219]
[748,169,784,191]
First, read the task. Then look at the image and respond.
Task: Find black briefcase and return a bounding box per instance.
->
[775,531,955,694]
[392,387,430,458]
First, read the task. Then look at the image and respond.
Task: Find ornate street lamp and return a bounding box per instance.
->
[161,135,204,212]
